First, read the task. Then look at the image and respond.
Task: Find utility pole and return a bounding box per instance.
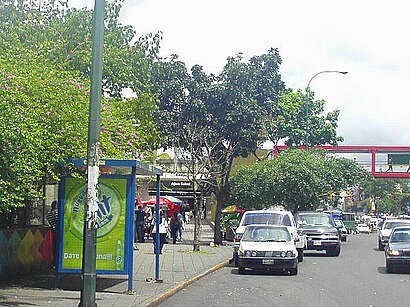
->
[79,1,105,306]
[305,70,348,150]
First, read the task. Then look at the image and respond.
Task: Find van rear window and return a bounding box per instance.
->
[242,213,291,227]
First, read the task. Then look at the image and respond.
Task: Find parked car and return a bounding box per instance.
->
[378,219,410,251]
[295,211,341,257]
[237,224,298,275]
[334,220,348,242]
[356,223,370,234]
[385,226,410,273]
[233,209,307,266]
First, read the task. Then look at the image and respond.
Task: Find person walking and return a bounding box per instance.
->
[135,205,146,246]
[151,212,168,254]
[177,211,184,241]
[170,211,181,244]
[183,202,191,224]
[46,200,58,267]
[386,157,393,172]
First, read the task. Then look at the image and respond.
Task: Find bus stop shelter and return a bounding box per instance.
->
[56,159,163,292]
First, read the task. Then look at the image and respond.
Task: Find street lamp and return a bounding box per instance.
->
[305,70,348,150]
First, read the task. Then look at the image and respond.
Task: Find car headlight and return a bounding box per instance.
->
[280,251,286,257]
[244,250,257,257]
[387,249,401,256]
[286,251,294,257]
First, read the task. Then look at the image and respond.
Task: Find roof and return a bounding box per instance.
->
[384,219,410,224]
[69,158,163,176]
[245,224,288,229]
[244,210,291,215]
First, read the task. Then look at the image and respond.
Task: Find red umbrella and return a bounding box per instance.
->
[142,196,181,217]
[142,196,174,206]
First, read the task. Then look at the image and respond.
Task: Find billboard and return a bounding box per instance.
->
[61,177,128,272]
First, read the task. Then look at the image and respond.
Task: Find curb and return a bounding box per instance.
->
[141,258,231,307]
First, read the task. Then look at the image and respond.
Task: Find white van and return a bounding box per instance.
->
[233,209,307,265]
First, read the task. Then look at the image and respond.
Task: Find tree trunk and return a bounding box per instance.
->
[193,189,201,251]
[213,192,224,245]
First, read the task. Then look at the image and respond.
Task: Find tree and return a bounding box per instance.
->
[0,0,161,99]
[270,89,343,149]
[0,1,161,213]
[151,50,286,245]
[360,178,410,215]
[230,149,368,213]
[0,52,88,212]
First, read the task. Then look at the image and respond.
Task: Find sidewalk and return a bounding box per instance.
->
[0,219,233,307]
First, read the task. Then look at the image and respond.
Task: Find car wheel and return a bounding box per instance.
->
[297,248,304,262]
[386,262,393,273]
[341,236,347,242]
[289,266,298,276]
[238,266,245,275]
[378,240,384,251]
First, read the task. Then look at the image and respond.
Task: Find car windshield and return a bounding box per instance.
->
[384,221,410,230]
[296,214,332,226]
[242,212,292,227]
[242,226,291,242]
[390,229,410,242]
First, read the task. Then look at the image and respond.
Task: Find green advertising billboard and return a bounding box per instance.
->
[62,177,127,271]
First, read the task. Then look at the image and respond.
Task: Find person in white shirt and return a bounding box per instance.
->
[151,211,168,254]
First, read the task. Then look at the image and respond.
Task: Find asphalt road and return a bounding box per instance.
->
[159,233,410,307]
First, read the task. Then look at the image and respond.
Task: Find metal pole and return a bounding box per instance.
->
[79,1,105,306]
[155,175,161,281]
[305,71,348,150]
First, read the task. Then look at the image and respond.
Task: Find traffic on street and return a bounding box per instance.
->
[159,218,410,307]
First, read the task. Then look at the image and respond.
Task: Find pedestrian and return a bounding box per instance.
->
[46,200,58,267]
[151,211,168,254]
[386,157,393,172]
[177,211,184,241]
[180,202,186,223]
[202,202,207,219]
[184,202,191,224]
[135,205,146,248]
[169,211,181,244]
[145,211,153,239]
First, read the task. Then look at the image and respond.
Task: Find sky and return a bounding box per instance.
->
[68,0,410,146]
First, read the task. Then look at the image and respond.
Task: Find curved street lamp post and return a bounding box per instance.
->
[305,70,348,150]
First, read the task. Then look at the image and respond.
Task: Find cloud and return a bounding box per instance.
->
[68,0,410,145]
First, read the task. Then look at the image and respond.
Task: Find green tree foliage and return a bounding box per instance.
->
[151,48,346,243]
[0,0,161,212]
[0,52,88,211]
[230,149,368,213]
[273,89,343,148]
[151,50,287,244]
[0,0,161,98]
[360,178,410,215]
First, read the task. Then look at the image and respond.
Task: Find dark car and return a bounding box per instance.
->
[295,211,341,257]
[385,226,410,273]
